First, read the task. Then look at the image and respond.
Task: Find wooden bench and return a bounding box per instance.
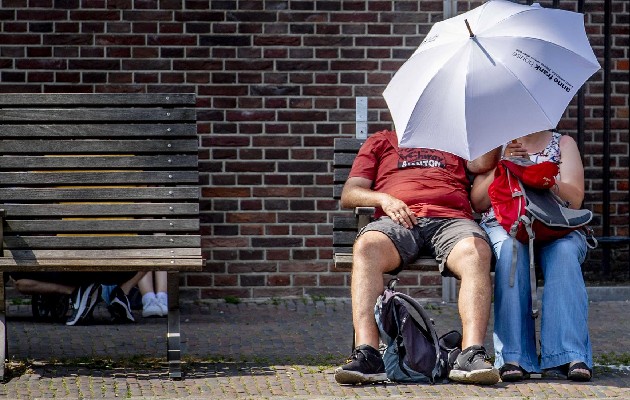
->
[0,93,203,380]
[332,137,458,302]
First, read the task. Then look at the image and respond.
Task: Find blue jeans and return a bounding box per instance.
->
[481,222,592,372]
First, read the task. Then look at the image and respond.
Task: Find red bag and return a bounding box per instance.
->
[488,157,591,244]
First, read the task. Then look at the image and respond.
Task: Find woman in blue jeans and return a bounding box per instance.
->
[471,130,592,382]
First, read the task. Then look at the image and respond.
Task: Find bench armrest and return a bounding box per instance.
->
[354,207,375,231]
[354,206,376,216]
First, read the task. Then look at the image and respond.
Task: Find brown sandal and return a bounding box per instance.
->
[499,363,530,382]
[568,362,592,382]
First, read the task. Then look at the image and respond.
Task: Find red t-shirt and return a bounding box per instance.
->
[348,130,473,219]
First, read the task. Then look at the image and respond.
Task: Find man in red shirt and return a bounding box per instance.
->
[334,130,501,385]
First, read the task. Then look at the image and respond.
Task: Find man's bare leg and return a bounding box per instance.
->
[13,279,75,296]
[352,231,401,348]
[335,231,400,384]
[119,271,147,296]
[106,271,148,323]
[445,236,499,384]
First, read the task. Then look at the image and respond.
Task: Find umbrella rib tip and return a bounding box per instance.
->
[464,19,474,37]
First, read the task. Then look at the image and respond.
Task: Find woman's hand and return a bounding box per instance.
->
[504,141,528,158]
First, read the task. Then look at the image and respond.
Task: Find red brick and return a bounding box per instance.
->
[266,249,290,260]
[252,288,303,298]
[294,275,317,286]
[268,275,291,286]
[228,212,276,224]
[265,225,290,236]
[201,289,250,299]
[213,274,239,286]
[16,59,66,69]
[228,262,278,273]
[319,274,345,286]
[279,261,329,273]
[186,274,214,287]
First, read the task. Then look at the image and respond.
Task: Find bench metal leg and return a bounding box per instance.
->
[442,276,457,303]
[166,271,181,380]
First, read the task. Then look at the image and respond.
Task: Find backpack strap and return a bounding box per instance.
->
[520,215,539,319]
[506,179,539,320]
[386,279,420,380]
[508,219,519,287]
[394,293,442,383]
[507,171,524,288]
[389,294,411,379]
[523,216,541,360]
[584,226,598,249]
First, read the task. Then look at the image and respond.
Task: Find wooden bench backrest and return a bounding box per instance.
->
[332,138,367,256]
[0,93,201,270]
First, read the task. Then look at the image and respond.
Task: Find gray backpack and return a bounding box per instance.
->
[374,279,462,383]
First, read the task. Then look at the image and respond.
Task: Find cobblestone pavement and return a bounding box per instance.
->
[0,299,628,399]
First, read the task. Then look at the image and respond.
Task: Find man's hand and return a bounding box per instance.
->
[381,195,416,229]
[341,177,416,229]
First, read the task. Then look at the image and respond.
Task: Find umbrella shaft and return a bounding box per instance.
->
[464,19,474,37]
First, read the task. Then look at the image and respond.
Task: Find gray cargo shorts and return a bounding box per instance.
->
[357,216,490,276]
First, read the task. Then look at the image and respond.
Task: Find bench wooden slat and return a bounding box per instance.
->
[0,124,197,138]
[0,258,203,270]
[334,168,352,184]
[1,139,198,154]
[333,231,359,247]
[333,153,357,168]
[4,248,201,259]
[0,171,199,185]
[0,155,198,170]
[334,138,365,152]
[333,138,361,199]
[4,219,200,233]
[333,215,360,230]
[333,186,344,200]
[0,187,199,201]
[3,235,201,249]
[0,93,195,106]
[0,108,196,122]
[334,253,438,271]
[1,203,199,217]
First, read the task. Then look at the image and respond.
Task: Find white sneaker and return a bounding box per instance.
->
[157,295,168,316]
[142,296,163,318]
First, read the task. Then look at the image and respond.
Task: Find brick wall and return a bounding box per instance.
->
[0,1,628,301]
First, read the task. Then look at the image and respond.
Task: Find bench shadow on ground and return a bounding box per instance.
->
[4,304,351,382]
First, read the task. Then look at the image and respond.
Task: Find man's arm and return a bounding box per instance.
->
[467,147,501,174]
[341,177,416,228]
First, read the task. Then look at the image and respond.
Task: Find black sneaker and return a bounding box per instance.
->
[334,344,387,385]
[107,286,135,323]
[66,283,101,326]
[448,345,500,385]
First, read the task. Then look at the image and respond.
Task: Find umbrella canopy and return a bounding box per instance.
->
[383,0,600,160]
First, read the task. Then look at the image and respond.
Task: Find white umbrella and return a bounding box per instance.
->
[383,0,600,160]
